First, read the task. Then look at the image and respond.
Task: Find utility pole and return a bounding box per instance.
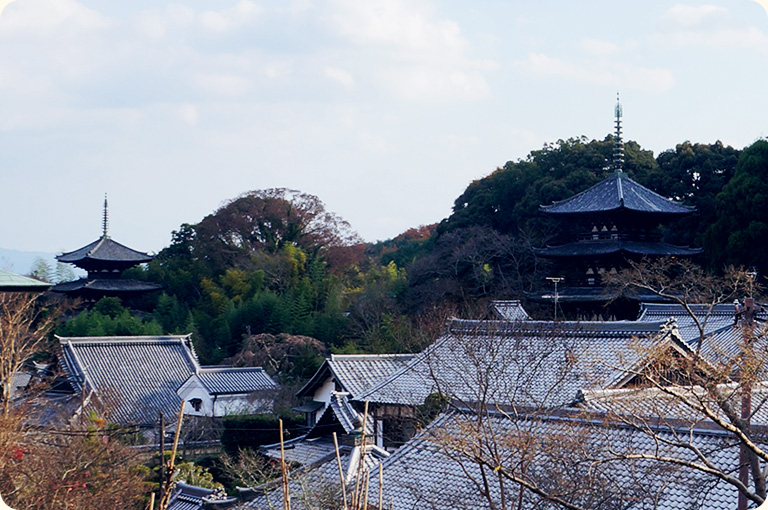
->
[738,268,758,510]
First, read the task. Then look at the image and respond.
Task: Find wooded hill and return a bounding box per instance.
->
[57,137,768,371]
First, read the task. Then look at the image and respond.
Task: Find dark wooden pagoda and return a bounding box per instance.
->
[532,97,702,319]
[51,197,162,301]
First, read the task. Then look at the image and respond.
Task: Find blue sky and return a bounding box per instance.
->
[1,0,767,258]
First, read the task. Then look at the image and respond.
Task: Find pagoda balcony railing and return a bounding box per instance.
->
[576,231,662,242]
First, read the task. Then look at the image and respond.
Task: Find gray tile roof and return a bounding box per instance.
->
[57,335,275,426]
[194,367,277,395]
[296,353,415,399]
[239,443,388,510]
[262,436,337,466]
[51,277,162,293]
[581,384,768,428]
[167,483,236,510]
[489,300,530,321]
[534,239,702,258]
[637,303,749,344]
[58,335,198,425]
[356,319,667,408]
[57,236,154,264]
[365,410,741,510]
[540,170,695,216]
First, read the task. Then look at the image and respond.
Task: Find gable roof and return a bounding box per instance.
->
[356,319,668,408]
[184,367,277,396]
[58,335,199,426]
[363,409,740,510]
[57,335,276,426]
[296,353,415,399]
[540,170,695,216]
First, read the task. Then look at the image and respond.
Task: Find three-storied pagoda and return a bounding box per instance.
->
[51,197,162,301]
[533,97,702,318]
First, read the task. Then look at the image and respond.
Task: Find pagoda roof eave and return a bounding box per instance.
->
[534,240,703,258]
[51,278,162,294]
[57,236,154,265]
[540,170,696,216]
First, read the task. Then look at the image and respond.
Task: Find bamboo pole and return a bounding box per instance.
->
[378,464,383,510]
[279,419,291,510]
[362,469,370,510]
[157,401,185,510]
[149,492,155,510]
[168,401,185,473]
[158,412,165,502]
[333,432,348,510]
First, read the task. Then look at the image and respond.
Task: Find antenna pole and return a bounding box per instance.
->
[546,277,564,321]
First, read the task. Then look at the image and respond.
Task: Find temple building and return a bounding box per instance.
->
[51,197,162,301]
[532,97,702,319]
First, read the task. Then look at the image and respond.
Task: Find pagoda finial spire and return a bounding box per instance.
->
[613,92,624,173]
[102,194,109,238]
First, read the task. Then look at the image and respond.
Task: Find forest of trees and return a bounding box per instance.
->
[46,137,768,379]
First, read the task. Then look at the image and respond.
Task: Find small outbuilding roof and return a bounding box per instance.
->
[0,269,51,291]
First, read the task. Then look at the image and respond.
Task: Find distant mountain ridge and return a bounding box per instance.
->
[0,246,58,276]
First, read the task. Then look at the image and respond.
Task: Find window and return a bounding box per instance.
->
[189,398,203,412]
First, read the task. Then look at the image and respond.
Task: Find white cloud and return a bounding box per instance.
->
[321,0,493,102]
[199,1,262,34]
[663,4,728,26]
[194,73,250,96]
[0,0,110,35]
[651,25,768,50]
[325,0,466,52]
[519,53,674,93]
[324,66,356,88]
[581,38,622,55]
[178,104,199,126]
[133,1,261,42]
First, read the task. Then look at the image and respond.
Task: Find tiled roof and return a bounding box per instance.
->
[296,353,415,399]
[0,269,51,290]
[262,435,337,466]
[51,278,162,293]
[167,483,236,510]
[581,383,768,428]
[239,443,388,510]
[57,236,154,264]
[534,239,702,258]
[488,300,530,321]
[356,319,667,408]
[58,335,199,426]
[365,410,740,510]
[194,367,277,395]
[58,335,278,426]
[637,303,765,344]
[540,170,696,216]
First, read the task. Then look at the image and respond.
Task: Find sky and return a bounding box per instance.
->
[1,0,767,259]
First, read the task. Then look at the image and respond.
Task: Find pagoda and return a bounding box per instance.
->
[532,96,702,318]
[51,197,162,301]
